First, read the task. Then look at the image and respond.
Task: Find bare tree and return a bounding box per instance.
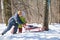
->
[1,0,4,23]
[4,0,12,25]
[59,0,60,23]
[11,0,14,15]
[43,0,49,31]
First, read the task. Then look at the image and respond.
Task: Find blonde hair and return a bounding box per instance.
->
[18,10,22,15]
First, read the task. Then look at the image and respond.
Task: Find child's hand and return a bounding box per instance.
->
[23,23,26,27]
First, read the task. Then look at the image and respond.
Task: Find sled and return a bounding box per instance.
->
[24,25,44,32]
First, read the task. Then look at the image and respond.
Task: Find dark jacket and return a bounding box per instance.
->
[8,13,24,24]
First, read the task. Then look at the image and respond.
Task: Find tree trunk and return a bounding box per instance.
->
[1,0,4,23]
[59,0,60,23]
[11,0,14,15]
[43,0,49,31]
[4,0,12,25]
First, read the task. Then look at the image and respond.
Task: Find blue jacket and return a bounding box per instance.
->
[13,13,24,24]
[8,13,24,24]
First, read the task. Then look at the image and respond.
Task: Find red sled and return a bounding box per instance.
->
[24,25,44,32]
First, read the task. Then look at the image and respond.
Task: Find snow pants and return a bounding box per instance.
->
[2,18,18,35]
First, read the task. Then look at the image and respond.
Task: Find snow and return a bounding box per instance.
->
[0,23,60,40]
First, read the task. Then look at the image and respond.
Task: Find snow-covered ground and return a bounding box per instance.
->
[0,23,60,40]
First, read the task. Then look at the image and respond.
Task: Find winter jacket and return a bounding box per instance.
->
[13,13,24,24]
[8,12,26,28]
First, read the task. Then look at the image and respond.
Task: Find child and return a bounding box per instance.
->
[18,16,27,33]
[1,10,26,35]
